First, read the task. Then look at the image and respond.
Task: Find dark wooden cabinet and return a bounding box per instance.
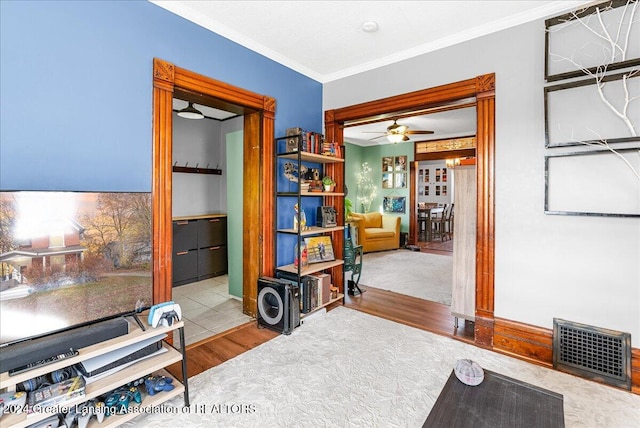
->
[173,220,198,252]
[198,245,228,279]
[172,215,227,287]
[173,250,198,286]
[197,217,227,247]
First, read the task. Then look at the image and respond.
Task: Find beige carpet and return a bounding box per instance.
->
[124,307,640,427]
[358,249,452,305]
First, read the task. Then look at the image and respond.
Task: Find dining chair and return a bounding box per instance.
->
[440,204,453,241]
[417,209,428,240]
[430,204,446,241]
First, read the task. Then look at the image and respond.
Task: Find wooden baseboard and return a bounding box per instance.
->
[493,317,639,394]
[493,317,553,367]
[632,348,640,394]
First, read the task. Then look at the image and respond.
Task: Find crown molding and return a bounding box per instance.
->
[150,0,593,84]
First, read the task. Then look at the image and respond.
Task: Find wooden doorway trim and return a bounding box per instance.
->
[152,58,276,317]
[325,74,495,348]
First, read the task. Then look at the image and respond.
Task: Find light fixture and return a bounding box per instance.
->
[445,158,461,168]
[177,102,204,119]
[387,133,405,143]
[362,21,379,33]
[386,120,409,143]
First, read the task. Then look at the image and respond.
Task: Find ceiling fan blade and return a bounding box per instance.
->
[361,131,386,134]
[405,130,434,135]
[368,135,388,140]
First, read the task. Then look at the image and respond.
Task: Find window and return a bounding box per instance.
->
[49,233,65,248]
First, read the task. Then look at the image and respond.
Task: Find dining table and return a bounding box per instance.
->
[418,206,444,241]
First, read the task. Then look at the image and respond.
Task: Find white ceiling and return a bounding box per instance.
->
[151,0,591,83]
[158,0,592,146]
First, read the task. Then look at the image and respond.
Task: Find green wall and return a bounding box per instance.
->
[345,142,414,232]
[226,131,243,298]
[344,143,364,214]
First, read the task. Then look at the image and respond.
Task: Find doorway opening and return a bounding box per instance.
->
[170,96,253,345]
[151,59,277,342]
[325,74,495,348]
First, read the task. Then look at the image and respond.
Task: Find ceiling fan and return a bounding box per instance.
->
[364,119,434,143]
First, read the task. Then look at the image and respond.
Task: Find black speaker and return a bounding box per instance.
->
[257,277,300,335]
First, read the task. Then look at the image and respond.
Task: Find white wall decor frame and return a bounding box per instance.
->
[544,71,640,147]
[544,147,640,217]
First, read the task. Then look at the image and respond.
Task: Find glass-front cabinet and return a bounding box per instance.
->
[417,160,452,206]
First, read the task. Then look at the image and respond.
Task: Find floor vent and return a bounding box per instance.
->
[553,318,631,390]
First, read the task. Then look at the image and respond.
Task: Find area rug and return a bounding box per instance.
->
[424,369,564,428]
[358,249,453,305]
[124,307,639,428]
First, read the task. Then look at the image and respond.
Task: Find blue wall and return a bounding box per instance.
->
[0,1,322,191]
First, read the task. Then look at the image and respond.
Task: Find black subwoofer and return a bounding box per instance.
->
[257,277,300,335]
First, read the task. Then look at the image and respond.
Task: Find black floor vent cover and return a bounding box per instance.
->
[553,318,631,390]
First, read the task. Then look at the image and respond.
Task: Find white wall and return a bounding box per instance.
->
[324,20,640,340]
[172,113,227,217]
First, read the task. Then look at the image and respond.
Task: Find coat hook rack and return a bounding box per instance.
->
[172,161,222,175]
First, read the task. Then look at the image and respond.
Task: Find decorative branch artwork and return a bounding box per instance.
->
[545,0,639,152]
[545,71,640,147]
[545,0,640,81]
[357,162,377,213]
[544,0,640,216]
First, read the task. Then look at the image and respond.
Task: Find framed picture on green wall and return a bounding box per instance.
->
[382,156,394,172]
[395,156,407,171]
[383,196,406,213]
[382,173,393,188]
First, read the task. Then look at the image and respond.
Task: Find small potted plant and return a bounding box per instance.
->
[322,176,335,192]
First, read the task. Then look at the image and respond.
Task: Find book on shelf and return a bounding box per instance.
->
[302,275,319,313]
[310,272,331,305]
[284,127,329,155]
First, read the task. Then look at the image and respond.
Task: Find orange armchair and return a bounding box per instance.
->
[350,212,401,253]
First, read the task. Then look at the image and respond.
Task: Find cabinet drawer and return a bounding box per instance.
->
[172,250,198,286]
[173,220,198,252]
[198,217,227,248]
[198,246,228,278]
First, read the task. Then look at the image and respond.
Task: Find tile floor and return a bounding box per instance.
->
[172,275,254,346]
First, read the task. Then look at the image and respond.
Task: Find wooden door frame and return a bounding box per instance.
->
[152,58,276,317]
[325,74,495,347]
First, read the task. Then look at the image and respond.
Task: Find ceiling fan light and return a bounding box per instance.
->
[177,102,204,119]
[387,133,405,143]
[386,120,404,133]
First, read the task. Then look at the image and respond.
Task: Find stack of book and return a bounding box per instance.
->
[286,127,340,157]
